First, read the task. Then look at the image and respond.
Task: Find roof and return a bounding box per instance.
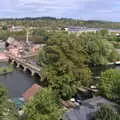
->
[63,96,115,120]
[61,99,79,109]
[108,29,120,33]
[64,27,101,32]
[7,37,15,43]
[22,84,41,101]
[0,52,8,60]
[12,98,24,109]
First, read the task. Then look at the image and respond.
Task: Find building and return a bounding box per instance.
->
[8,48,19,57]
[31,44,45,53]
[108,29,120,35]
[63,96,118,120]
[0,52,8,61]
[22,84,41,102]
[12,26,24,32]
[12,98,24,110]
[64,27,100,33]
[64,27,120,36]
[8,25,24,32]
[31,44,40,53]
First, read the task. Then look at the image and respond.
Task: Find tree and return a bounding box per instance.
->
[99,29,109,36]
[0,85,18,120]
[24,88,64,120]
[92,104,120,120]
[37,32,91,100]
[2,25,8,30]
[78,32,119,66]
[99,69,120,103]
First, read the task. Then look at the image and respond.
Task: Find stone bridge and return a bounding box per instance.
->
[8,54,41,77]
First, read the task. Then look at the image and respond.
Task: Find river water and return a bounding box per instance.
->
[0,62,38,98]
[0,62,120,99]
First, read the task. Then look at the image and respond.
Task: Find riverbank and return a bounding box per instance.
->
[0,62,37,98]
[0,65,14,75]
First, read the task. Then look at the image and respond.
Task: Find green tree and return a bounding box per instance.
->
[2,25,8,30]
[92,104,120,120]
[0,85,18,120]
[99,69,120,103]
[37,31,119,100]
[78,32,118,66]
[37,32,91,100]
[99,29,109,36]
[24,88,64,120]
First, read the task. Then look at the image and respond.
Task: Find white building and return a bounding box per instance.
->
[64,27,100,33]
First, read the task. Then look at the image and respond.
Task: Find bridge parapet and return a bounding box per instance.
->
[7,54,41,77]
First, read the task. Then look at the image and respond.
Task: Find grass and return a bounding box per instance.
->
[0,65,14,75]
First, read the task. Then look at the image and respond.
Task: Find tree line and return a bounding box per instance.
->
[1,17,120,29]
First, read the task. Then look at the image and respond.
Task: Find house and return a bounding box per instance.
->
[12,26,24,32]
[12,98,24,110]
[22,84,41,102]
[9,48,19,57]
[31,44,40,53]
[63,96,117,120]
[0,52,8,61]
[108,29,120,35]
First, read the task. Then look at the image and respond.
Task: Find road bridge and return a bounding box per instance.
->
[7,54,41,77]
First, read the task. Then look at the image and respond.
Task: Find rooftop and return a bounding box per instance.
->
[22,84,41,101]
[63,96,116,120]
[0,52,8,61]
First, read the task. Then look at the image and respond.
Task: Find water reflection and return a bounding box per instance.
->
[0,62,38,98]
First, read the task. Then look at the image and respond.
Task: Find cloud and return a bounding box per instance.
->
[16,0,97,18]
[0,0,120,21]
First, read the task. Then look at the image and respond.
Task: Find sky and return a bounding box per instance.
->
[0,0,120,22]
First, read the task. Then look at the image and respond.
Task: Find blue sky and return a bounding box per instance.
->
[0,0,120,21]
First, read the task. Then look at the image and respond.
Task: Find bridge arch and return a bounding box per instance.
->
[8,58,12,62]
[19,64,24,69]
[12,60,17,66]
[26,68,32,75]
[7,55,41,78]
[34,72,41,78]
[25,68,40,77]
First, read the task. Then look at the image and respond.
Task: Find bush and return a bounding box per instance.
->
[99,69,120,103]
[92,104,120,120]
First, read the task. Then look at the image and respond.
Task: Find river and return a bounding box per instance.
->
[0,62,39,98]
[0,62,120,99]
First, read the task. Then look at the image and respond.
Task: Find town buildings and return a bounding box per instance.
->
[6,37,41,58]
[8,25,24,32]
[64,27,100,33]
[64,26,120,35]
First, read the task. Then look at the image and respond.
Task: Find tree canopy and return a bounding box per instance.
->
[37,31,119,100]
[0,85,18,120]
[78,32,119,65]
[99,69,120,103]
[37,32,92,100]
[24,88,64,120]
[1,17,120,29]
[92,104,120,120]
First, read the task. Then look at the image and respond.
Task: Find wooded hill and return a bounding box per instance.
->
[0,17,120,29]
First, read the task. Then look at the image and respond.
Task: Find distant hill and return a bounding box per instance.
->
[0,17,120,29]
